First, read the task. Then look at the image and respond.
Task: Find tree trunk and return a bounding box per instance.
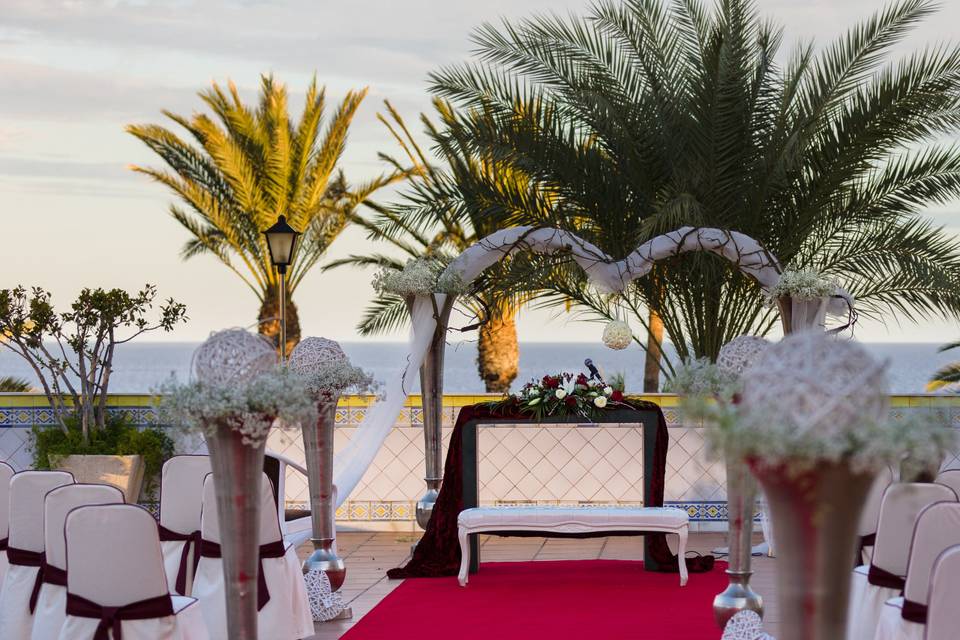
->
[258,283,301,357]
[477,307,519,393]
[643,308,664,393]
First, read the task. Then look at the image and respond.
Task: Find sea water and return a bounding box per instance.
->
[0,341,954,394]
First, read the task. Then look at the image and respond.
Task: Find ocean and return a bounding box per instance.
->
[0,341,954,395]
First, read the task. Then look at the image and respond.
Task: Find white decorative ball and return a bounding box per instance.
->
[717,336,771,378]
[740,331,888,439]
[602,320,632,350]
[193,328,276,386]
[288,337,348,376]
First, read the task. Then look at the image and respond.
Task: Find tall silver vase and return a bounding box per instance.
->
[777,295,828,334]
[205,421,266,640]
[750,460,876,640]
[409,294,456,530]
[301,395,346,591]
[714,455,763,628]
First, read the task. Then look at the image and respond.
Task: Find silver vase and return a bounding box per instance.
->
[714,455,764,628]
[777,295,828,334]
[407,294,456,529]
[205,421,266,640]
[750,460,876,640]
[301,395,347,591]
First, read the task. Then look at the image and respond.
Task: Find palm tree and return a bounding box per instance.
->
[0,376,32,392]
[928,341,960,391]
[427,0,960,376]
[328,100,553,392]
[127,75,399,353]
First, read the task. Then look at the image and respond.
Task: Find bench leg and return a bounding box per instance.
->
[458,527,470,586]
[677,526,689,587]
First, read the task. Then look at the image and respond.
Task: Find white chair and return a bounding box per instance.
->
[0,461,16,591]
[925,545,960,640]
[159,456,211,596]
[846,482,957,640]
[874,502,960,640]
[263,450,313,548]
[856,465,895,566]
[934,469,960,497]
[0,470,73,640]
[57,504,208,640]
[31,483,125,640]
[191,473,313,640]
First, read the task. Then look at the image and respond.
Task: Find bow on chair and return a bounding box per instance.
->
[65,592,175,640]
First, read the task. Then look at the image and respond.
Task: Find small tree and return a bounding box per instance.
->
[0,285,187,441]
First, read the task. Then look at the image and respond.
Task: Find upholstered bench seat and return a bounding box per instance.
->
[457,506,689,587]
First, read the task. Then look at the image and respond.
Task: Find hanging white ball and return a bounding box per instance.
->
[717,335,771,378]
[602,320,633,350]
[193,328,276,386]
[740,331,888,439]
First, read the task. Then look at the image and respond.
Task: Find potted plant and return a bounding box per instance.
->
[0,285,187,500]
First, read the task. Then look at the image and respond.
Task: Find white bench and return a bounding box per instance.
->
[457,506,689,587]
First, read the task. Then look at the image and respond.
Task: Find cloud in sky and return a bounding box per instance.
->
[2,0,959,343]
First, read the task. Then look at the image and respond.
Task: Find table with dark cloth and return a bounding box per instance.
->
[388,401,714,579]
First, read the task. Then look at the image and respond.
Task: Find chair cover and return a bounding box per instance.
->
[30,483,124,640]
[934,469,960,498]
[846,482,957,640]
[856,465,894,566]
[191,473,313,640]
[0,470,73,640]
[874,502,960,640]
[0,462,15,592]
[925,545,960,640]
[264,451,312,549]
[159,456,211,596]
[57,503,208,640]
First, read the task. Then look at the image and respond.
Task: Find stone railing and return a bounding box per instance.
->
[2,393,958,531]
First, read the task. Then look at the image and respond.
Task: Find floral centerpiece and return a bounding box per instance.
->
[687,331,953,640]
[489,372,626,420]
[371,257,469,529]
[372,257,468,297]
[766,268,842,333]
[161,329,316,640]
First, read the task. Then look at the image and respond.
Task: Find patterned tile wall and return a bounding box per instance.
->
[3,395,958,529]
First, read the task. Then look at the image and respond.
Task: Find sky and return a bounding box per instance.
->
[1,0,959,344]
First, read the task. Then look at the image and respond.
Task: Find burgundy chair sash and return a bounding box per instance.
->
[199,538,286,610]
[7,547,46,614]
[158,525,201,596]
[41,562,67,587]
[867,564,906,590]
[901,599,928,624]
[0,537,8,551]
[65,592,174,640]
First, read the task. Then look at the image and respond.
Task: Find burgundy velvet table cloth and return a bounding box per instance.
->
[388,401,714,579]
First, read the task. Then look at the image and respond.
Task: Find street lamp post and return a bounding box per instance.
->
[263,215,300,362]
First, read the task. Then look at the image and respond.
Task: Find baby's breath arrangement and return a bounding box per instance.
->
[766,268,837,305]
[372,257,468,297]
[160,368,317,447]
[663,357,738,399]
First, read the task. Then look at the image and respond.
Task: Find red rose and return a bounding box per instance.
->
[565,396,577,407]
[576,374,589,385]
[611,390,624,402]
[542,375,559,389]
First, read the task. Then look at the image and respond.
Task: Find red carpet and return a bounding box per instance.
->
[343,560,728,639]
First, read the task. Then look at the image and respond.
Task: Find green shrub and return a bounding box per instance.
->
[31,413,175,499]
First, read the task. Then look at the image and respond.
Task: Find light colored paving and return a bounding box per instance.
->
[304,531,780,639]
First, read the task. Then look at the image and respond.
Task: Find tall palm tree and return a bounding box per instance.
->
[428,0,960,373]
[127,75,399,353]
[328,100,553,392]
[928,341,960,391]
